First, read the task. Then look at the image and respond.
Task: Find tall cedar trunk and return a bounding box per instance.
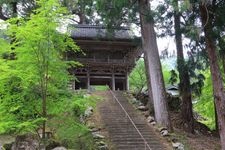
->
[143,52,154,115]
[78,12,86,24]
[222,54,225,76]
[214,101,219,132]
[138,0,172,130]
[200,4,225,149]
[174,0,194,133]
[78,1,86,24]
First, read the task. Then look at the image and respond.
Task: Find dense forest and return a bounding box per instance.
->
[0,0,225,149]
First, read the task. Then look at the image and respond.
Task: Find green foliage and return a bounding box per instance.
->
[190,73,206,96]
[162,64,173,85]
[50,116,95,149]
[129,59,147,94]
[48,94,100,149]
[0,0,79,135]
[169,69,178,85]
[161,59,178,85]
[62,0,97,24]
[194,70,215,130]
[72,94,99,116]
[0,75,44,134]
[92,85,109,91]
[96,0,139,27]
[129,59,176,94]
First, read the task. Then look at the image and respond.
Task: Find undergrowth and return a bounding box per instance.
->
[47,93,100,149]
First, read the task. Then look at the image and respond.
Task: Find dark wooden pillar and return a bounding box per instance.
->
[87,71,90,91]
[126,72,129,91]
[112,73,115,91]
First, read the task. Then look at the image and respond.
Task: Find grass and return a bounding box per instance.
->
[91,85,109,91]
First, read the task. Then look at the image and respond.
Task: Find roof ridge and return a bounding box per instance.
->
[70,24,130,30]
[69,24,139,40]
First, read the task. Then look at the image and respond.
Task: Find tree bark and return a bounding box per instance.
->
[78,0,86,25]
[78,12,86,24]
[173,0,194,133]
[200,4,225,149]
[222,54,225,76]
[214,101,219,133]
[143,52,154,115]
[138,0,172,130]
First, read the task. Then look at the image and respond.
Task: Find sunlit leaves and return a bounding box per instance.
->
[129,59,147,93]
[169,69,178,85]
[194,70,215,129]
[0,0,80,134]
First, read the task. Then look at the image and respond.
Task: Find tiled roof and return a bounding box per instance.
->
[69,24,137,40]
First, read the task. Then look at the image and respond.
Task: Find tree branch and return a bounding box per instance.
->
[69,18,80,24]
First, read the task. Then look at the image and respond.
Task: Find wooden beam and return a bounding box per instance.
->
[76,75,126,79]
[75,39,138,46]
[112,73,115,91]
[87,70,90,91]
[126,72,129,91]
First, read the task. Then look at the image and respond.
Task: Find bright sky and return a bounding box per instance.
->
[151,0,176,56]
[150,0,190,57]
[131,0,177,56]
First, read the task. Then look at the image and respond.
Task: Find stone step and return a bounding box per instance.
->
[98,91,167,150]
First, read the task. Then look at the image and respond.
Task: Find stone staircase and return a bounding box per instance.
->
[99,91,167,150]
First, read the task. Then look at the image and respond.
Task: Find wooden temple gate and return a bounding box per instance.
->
[68,25,141,91]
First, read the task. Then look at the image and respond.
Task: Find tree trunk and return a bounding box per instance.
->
[78,12,86,24]
[221,54,225,76]
[214,101,219,133]
[173,0,194,133]
[138,0,172,130]
[200,4,225,149]
[143,52,154,115]
[78,2,86,25]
